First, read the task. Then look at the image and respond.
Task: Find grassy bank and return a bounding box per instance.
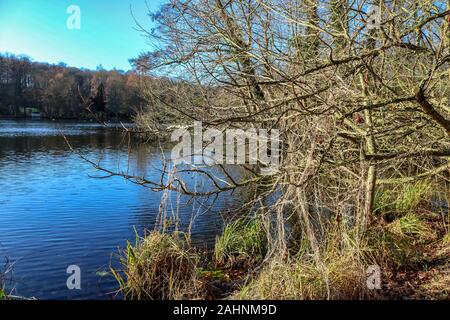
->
[114,180,449,300]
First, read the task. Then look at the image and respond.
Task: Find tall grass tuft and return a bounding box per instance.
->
[388,214,434,239]
[112,231,204,300]
[395,181,432,213]
[214,217,266,268]
[367,213,435,268]
[374,180,431,215]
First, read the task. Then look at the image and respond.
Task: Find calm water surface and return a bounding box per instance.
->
[0,120,244,299]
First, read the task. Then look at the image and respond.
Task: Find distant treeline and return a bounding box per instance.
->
[0,53,146,120]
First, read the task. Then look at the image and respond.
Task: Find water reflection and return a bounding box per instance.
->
[0,120,246,299]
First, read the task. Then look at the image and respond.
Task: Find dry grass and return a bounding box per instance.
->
[234,227,376,300]
[112,231,204,300]
[418,272,450,299]
[234,257,368,299]
[367,213,436,269]
[415,240,450,300]
[112,178,446,300]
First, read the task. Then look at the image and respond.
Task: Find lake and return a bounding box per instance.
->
[0,120,246,299]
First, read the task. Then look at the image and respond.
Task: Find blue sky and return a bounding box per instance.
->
[0,0,166,70]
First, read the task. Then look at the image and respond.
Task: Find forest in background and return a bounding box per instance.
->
[0,53,147,120]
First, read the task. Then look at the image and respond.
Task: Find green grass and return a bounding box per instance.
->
[197,269,228,281]
[214,217,266,268]
[374,180,431,215]
[443,232,450,246]
[388,213,433,239]
[395,181,431,212]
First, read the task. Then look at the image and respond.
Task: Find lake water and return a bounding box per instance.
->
[0,120,245,299]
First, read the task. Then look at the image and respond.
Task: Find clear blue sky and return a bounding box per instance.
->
[0,0,166,71]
